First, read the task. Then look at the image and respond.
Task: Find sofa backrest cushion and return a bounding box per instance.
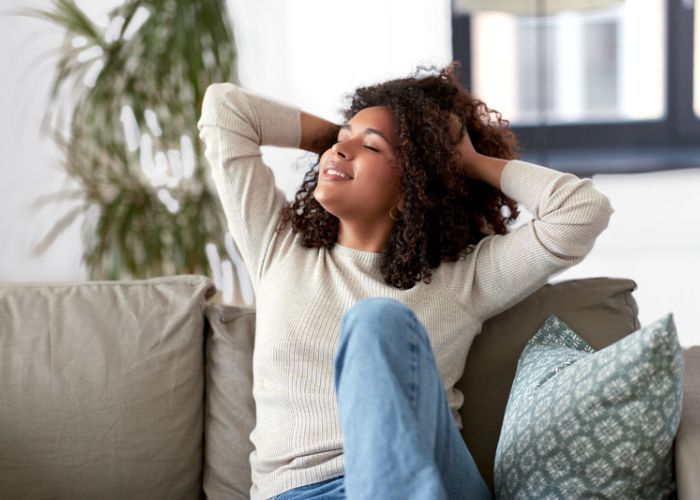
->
[203,303,256,499]
[0,275,215,500]
[457,277,641,491]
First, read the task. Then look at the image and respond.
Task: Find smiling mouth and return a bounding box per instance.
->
[323,168,351,180]
[324,162,353,179]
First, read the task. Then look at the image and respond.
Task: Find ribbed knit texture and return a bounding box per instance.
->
[197,83,615,499]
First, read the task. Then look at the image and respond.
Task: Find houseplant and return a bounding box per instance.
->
[13,0,238,279]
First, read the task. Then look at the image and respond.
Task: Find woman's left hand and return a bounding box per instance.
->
[447,113,508,189]
[447,113,480,179]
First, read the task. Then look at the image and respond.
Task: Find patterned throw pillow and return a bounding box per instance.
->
[494,313,684,499]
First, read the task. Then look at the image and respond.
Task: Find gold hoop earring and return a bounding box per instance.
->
[389,205,403,221]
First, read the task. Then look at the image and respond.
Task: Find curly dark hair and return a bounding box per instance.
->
[275,60,521,290]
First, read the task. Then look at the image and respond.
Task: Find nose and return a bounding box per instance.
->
[332,140,352,160]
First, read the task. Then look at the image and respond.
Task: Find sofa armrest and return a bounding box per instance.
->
[676,346,700,500]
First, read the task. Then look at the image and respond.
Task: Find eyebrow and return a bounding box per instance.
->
[339,123,392,146]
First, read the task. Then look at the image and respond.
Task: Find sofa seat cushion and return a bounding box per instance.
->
[494,313,684,498]
[0,275,215,499]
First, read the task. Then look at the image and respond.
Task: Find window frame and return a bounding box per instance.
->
[451,0,700,176]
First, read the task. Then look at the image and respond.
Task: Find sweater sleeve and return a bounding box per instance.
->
[435,159,614,323]
[197,83,301,291]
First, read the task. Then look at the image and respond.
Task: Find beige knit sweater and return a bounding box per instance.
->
[197,83,614,499]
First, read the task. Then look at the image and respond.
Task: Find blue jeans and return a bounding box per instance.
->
[271,298,493,500]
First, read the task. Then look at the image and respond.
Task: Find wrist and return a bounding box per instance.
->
[466,153,509,189]
[300,111,340,154]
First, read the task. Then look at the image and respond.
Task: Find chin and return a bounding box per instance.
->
[312,190,342,219]
[311,188,329,211]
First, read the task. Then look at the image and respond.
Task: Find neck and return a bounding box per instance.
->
[337,219,394,253]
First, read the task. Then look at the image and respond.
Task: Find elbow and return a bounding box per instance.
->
[594,191,615,233]
[202,82,238,107]
[533,186,615,266]
[198,82,242,130]
[574,192,614,256]
[538,193,614,264]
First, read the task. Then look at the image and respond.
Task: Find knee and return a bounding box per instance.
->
[339,297,415,346]
[334,298,420,392]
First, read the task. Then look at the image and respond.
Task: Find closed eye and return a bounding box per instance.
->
[335,139,380,153]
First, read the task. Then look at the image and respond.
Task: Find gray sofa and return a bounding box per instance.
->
[0,275,697,499]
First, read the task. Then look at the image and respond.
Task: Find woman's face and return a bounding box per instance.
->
[313,106,403,223]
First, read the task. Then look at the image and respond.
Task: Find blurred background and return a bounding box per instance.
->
[0,0,698,345]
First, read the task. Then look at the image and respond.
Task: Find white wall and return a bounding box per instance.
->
[2,0,81,281]
[0,0,128,282]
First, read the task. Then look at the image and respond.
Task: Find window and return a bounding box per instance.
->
[452,0,700,175]
[471,2,665,125]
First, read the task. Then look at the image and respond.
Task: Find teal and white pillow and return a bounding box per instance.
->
[494,313,684,499]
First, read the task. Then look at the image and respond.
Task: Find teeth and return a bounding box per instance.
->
[327,168,349,179]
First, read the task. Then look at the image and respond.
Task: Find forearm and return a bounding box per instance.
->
[467,154,509,190]
[198,83,300,150]
[299,111,340,155]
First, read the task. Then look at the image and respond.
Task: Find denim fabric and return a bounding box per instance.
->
[270,476,345,499]
[271,297,493,500]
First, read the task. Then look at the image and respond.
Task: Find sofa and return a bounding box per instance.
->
[0,275,697,499]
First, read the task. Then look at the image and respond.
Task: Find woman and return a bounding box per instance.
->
[197,61,613,500]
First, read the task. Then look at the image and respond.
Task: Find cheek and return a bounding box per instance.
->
[319,149,332,165]
[379,161,402,187]
[362,166,402,198]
